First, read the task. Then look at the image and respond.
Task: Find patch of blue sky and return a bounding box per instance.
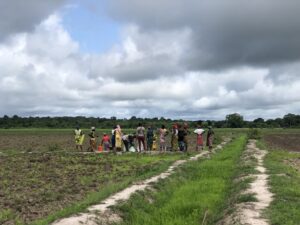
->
[61,0,122,53]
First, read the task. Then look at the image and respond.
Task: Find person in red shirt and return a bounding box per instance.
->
[101,133,111,151]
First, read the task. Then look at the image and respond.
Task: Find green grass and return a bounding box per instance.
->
[112,135,247,225]
[237,194,258,203]
[261,140,300,225]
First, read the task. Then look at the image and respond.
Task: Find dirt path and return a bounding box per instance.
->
[226,140,273,225]
[52,139,230,225]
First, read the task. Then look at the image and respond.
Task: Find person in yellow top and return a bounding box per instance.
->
[115,125,123,152]
[74,126,84,151]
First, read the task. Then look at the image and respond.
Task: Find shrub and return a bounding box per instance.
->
[247,129,261,139]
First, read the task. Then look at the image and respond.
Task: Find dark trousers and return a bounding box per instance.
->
[123,140,129,151]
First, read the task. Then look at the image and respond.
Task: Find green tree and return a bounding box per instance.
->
[226,113,244,128]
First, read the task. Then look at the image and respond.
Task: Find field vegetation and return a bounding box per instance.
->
[111,135,247,225]
[0,128,226,225]
[0,153,189,225]
[258,132,300,225]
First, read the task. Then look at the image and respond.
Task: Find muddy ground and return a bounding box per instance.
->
[264,133,300,152]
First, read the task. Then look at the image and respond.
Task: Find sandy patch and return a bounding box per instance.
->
[223,140,273,225]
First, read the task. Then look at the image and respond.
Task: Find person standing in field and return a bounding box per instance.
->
[115,125,123,152]
[146,125,154,151]
[183,123,190,151]
[136,123,146,151]
[101,133,111,151]
[159,125,168,151]
[171,124,178,151]
[206,126,215,151]
[128,133,136,152]
[111,126,116,150]
[177,124,186,151]
[88,127,98,152]
[152,133,158,151]
[74,126,84,151]
[122,133,129,152]
[194,125,205,151]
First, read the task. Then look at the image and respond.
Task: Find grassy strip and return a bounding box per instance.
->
[260,141,300,225]
[112,135,247,225]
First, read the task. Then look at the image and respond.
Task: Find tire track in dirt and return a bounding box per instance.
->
[52,139,231,225]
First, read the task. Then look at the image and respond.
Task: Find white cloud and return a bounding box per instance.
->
[1,6,300,120]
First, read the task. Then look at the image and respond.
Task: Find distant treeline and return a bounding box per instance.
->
[0,113,300,129]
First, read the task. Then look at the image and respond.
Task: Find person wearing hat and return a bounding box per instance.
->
[74,125,84,151]
[206,126,215,150]
[88,127,98,152]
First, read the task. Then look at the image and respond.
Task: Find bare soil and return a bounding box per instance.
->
[0,153,181,224]
[263,134,300,152]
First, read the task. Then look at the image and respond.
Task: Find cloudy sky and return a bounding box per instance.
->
[1,0,300,120]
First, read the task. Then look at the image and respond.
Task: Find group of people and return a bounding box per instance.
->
[74,123,215,153]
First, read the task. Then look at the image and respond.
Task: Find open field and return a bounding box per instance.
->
[0,128,228,225]
[263,133,300,152]
[1,128,300,225]
[0,153,189,224]
[259,130,300,225]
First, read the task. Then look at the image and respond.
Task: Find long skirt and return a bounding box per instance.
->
[75,135,85,145]
[197,134,203,146]
[115,133,122,149]
[207,135,214,148]
[89,138,96,151]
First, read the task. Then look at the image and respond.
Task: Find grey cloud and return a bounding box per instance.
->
[0,0,66,40]
[107,55,181,82]
[108,0,300,70]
